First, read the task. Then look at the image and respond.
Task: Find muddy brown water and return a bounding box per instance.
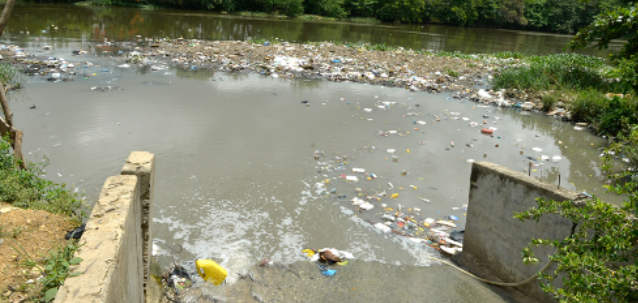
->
[3,4,624,301]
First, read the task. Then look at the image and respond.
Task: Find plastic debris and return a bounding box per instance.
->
[322,269,337,276]
[196,259,227,286]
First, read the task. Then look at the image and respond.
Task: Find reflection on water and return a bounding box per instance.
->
[4,3,623,57]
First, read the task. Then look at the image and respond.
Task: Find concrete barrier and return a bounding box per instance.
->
[121,151,156,295]
[460,162,579,302]
[54,152,155,303]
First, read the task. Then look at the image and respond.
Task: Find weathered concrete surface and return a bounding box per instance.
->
[121,151,156,295]
[55,151,155,303]
[177,260,522,303]
[460,162,579,302]
[55,175,144,303]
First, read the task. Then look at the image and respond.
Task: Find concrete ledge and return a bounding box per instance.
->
[55,152,155,303]
[462,162,579,302]
[121,151,155,295]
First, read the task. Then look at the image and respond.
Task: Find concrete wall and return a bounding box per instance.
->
[54,152,155,303]
[461,162,579,302]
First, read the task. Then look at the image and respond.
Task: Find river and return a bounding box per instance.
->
[4,3,625,57]
[3,3,622,301]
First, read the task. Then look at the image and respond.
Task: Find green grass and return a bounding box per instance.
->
[0,137,86,221]
[0,63,24,88]
[10,238,83,302]
[345,17,380,24]
[492,54,611,92]
[541,91,558,111]
[236,11,271,18]
[365,43,397,52]
[296,14,338,21]
[0,225,23,238]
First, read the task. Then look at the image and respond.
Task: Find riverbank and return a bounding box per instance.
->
[111,39,630,127]
[4,35,635,138]
[3,38,631,130]
[0,137,86,302]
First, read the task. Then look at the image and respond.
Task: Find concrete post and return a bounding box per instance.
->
[121,151,155,295]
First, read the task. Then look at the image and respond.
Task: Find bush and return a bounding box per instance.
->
[607,55,638,94]
[569,91,638,136]
[514,134,638,303]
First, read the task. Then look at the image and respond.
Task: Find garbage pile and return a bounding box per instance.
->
[162,262,194,301]
[94,38,569,118]
[303,248,354,276]
[0,43,126,91]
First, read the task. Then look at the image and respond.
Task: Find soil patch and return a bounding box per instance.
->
[0,203,74,302]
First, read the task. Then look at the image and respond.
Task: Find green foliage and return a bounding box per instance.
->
[605,125,638,169]
[569,91,638,136]
[435,0,480,26]
[0,225,23,238]
[514,195,637,302]
[523,0,618,34]
[0,136,86,220]
[365,42,397,51]
[541,91,557,111]
[568,1,638,92]
[446,69,459,77]
[569,2,637,61]
[48,0,627,34]
[493,54,611,92]
[513,125,638,302]
[376,0,426,23]
[344,0,376,17]
[306,0,349,18]
[0,63,24,88]
[606,55,638,93]
[10,238,83,302]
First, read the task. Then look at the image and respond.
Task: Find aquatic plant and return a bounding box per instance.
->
[492,54,611,92]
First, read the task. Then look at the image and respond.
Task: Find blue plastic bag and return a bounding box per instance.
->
[322,269,337,276]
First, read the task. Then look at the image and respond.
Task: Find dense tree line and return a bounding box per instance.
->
[38,0,628,34]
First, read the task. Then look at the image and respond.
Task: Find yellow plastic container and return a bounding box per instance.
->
[196,259,227,286]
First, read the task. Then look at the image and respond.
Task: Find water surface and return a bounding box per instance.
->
[3,3,621,285]
[4,3,624,58]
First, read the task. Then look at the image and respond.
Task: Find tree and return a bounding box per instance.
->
[344,0,377,17]
[376,0,426,23]
[569,2,637,60]
[569,2,638,91]
[0,0,25,169]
